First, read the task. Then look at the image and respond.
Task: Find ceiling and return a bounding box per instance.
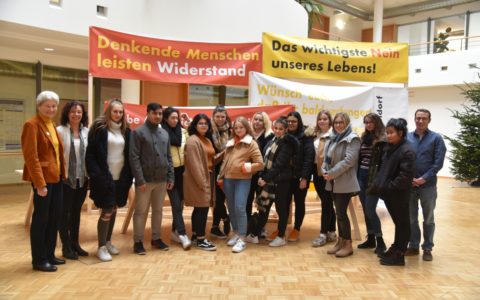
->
[316,0,478,20]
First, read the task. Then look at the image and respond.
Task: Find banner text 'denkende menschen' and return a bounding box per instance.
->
[262,33,408,83]
[89,27,262,85]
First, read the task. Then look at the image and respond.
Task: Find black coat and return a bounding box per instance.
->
[260,134,298,183]
[291,128,315,179]
[86,125,133,208]
[256,132,275,156]
[368,139,415,201]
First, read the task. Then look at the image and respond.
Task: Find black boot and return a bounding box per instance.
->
[72,242,89,257]
[62,244,78,260]
[357,234,376,249]
[378,246,394,259]
[375,236,387,254]
[380,248,405,266]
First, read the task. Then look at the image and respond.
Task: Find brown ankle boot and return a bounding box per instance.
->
[336,239,353,257]
[327,237,343,255]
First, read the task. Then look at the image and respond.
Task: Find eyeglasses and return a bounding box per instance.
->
[364,121,373,124]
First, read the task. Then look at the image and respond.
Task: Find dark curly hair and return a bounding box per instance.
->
[188,113,213,139]
[60,101,88,127]
[386,118,408,139]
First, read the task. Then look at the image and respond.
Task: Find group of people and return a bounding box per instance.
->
[21,90,446,272]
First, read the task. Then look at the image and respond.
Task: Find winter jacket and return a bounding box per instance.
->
[183,134,215,208]
[291,126,315,179]
[368,139,416,201]
[322,132,361,194]
[260,134,298,183]
[86,125,133,208]
[218,135,264,180]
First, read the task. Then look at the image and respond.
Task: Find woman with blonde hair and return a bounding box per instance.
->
[322,112,361,257]
[218,117,264,253]
[86,99,133,262]
[246,112,274,221]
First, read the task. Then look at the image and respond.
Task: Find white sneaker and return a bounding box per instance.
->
[232,239,246,253]
[245,234,259,244]
[97,246,112,262]
[269,236,287,247]
[171,231,181,244]
[179,234,192,250]
[312,234,327,247]
[227,234,240,246]
[105,241,120,255]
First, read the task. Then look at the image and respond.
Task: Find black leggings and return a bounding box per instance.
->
[192,207,209,237]
[312,170,336,234]
[212,165,228,226]
[288,177,310,230]
[384,195,410,251]
[249,181,291,238]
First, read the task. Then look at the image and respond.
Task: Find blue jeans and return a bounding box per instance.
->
[223,178,251,236]
[357,168,382,236]
[409,185,437,250]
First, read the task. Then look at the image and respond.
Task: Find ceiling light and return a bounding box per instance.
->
[336,20,346,30]
[44,48,55,52]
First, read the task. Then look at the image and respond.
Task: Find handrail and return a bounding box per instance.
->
[409,35,480,47]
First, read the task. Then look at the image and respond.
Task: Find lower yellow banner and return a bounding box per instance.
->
[262,32,408,83]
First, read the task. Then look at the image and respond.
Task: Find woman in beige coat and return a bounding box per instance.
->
[183,114,217,251]
[217,117,264,253]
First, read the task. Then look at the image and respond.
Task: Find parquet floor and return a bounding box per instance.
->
[0,178,479,299]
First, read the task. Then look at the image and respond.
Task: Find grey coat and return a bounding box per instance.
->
[322,132,361,194]
[129,120,174,186]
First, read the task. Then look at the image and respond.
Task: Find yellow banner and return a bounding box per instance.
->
[262,33,408,83]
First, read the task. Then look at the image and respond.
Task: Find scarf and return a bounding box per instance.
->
[324,125,353,169]
[255,137,280,212]
[362,131,375,146]
[212,122,230,151]
[164,123,182,147]
[67,125,86,189]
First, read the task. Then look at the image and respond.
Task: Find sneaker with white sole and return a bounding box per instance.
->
[227,234,240,246]
[245,234,259,244]
[179,234,192,250]
[327,232,337,242]
[105,241,120,255]
[196,239,217,251]
[312,234,327,247]
[171,231,181,244]
[232,239,246,253]
[97,245,112,262]
[269,236,287,247]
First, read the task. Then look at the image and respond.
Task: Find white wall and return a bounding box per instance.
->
[409,50,480,87]
[0,0,307,42]
[408,85,472,178]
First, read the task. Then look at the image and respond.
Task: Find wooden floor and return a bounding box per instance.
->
[0,178,478,299]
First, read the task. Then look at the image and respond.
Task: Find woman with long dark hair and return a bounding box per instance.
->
[284,111,315,242]
[369,118,415,266]
[86,99,133,262]
[357,113,387,254]
[246,117,298,247]
[56,101,89,259]
[161,106,191,250]
[183,114,217,251]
